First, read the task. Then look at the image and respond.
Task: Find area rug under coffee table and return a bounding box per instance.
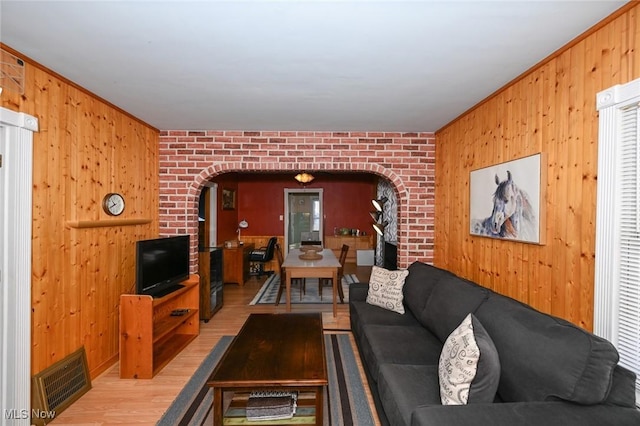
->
[157,333,374,425]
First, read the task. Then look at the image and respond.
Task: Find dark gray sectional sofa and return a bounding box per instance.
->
[349,261,640,426]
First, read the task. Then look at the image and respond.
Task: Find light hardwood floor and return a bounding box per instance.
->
[50,264,380,425]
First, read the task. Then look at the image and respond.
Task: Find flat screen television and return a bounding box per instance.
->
[135,235,190,298]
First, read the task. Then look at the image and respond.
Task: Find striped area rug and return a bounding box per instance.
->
[156,334,375,426]
[249,274,359,305]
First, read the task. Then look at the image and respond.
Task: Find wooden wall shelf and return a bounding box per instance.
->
[119,275,199,379]
[67,218,152,228]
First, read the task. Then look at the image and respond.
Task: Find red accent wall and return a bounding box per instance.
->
[158,130,436,269]
[207,173,377,239]
[235,173,377,237]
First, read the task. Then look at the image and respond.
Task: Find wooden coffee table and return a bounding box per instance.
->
[207,313,328,425]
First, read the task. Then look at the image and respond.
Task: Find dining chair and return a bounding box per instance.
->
[319,244,348,303]
[249,236,278,277]
[274,243,305,305]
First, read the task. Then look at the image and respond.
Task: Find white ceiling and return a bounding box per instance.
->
[0,1,628,132]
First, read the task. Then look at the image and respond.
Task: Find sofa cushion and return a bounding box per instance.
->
[605,366,639,408]
[475,293,619,405]
[422,276,490,342]
[403,262,457,320]
[410,401,640,426]
[350,299,421,338]
[378,364,441,426]
[359,324,443,383]
[366,266,409,314]
[438,313,501,405]
[348,282,369,302]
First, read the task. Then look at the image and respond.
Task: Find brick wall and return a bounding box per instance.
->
[159,130,436,271]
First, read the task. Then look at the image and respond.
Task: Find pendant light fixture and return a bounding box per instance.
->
[294,172,315,184]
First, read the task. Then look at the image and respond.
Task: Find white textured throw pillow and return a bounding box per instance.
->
[438,313,500,405]
[366,266,409,314]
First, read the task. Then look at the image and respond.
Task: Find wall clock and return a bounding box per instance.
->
[102,193,125,216]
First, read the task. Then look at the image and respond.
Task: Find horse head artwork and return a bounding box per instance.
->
[473,170,537,240]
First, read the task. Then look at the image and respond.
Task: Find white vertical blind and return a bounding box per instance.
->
[595,80,640,405]
[0,107,37,426]
[615,106,640,389]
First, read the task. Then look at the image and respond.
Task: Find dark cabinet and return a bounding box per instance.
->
[199,247,223,322]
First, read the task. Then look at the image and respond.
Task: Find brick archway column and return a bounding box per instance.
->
[158,130,435,272]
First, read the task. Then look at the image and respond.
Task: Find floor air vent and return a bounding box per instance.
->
[31,346,92,425]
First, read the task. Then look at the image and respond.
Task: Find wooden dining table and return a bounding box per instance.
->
[282,248,341,317]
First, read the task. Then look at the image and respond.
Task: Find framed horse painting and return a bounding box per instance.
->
[469,153,546,244]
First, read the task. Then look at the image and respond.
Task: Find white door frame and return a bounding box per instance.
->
[0,106,37,425]
[284,188,323,255]
[204,182,218,246]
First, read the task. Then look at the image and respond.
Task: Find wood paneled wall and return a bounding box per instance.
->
[434,4,640,331]
[1,44,160,377]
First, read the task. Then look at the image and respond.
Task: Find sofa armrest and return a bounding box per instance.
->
[410,401,640,426]
[349,282,369,302]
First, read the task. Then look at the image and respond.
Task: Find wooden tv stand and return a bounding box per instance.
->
[119,275,199,379]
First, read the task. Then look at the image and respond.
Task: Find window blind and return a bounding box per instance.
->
[616,105,640,394]
[596,79,640,406]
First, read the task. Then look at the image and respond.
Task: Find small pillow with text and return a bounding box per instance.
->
[366,266,409,314]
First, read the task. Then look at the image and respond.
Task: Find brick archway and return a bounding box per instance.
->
[159,130,435,271]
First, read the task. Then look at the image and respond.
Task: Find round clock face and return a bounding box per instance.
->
[103,193,125,216]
